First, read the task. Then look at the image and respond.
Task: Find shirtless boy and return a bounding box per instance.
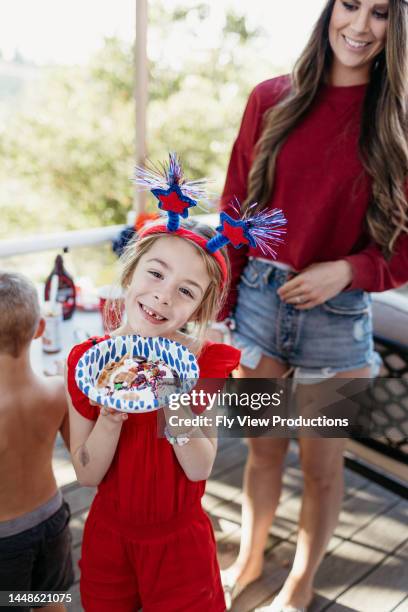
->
[0,272,74,611]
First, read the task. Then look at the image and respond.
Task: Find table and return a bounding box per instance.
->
[30,310,104,376]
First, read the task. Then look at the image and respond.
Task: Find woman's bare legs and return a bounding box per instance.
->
[274,365,371,609]
[223,355,290,588]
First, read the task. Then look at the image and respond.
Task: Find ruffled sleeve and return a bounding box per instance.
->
[188,342,241,415]
[66,336,109,421]
[197,341,241,378]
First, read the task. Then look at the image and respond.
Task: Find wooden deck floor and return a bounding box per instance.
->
[54,438,408,612]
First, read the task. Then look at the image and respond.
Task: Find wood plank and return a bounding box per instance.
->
[311,539,386,609]
[218,436,238,450]
[53,440,77,488]
[392,597,408,611]
[64,485,96,516]
[211,460,374,551]
[212,464,373,546]
[70,510,90,547]
[206,463,246,506]
[335,481,399,539]
[211,438,299,480]
[351,500,408,554]
[342,467,372,497]
[307,594,340,611]
[233,465,304,507]
[209,466,305,544]
[324,602,367,611]
[288,532,345,556]
[210,462,373,556]
[272,490,302,541]
[218,540,296,612]
[54,459,77,488]
[287,481,403,561]
[334,540,408,612]
[67,582,82,611]
[72,544,81,583]
[210,510,246,544]
[271,465,376,557]
[212,440,247,477]
[208,469,302,549]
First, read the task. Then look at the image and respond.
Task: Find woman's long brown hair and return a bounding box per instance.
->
[245,0,408,256]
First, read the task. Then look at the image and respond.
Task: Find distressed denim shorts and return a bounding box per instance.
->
[232,258,381,379]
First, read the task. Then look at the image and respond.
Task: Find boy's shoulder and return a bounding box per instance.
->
[18,374,67,420]
[38,374,66,405]
[0,370,65,407]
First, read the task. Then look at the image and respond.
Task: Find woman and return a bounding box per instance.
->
[217,1,408,610]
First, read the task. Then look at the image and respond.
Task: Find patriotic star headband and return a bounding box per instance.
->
[134,153,287,285]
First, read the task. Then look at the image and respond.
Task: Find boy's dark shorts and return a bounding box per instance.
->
[0,501,74,611]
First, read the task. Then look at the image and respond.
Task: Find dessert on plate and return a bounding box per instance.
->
[96,353,178,404]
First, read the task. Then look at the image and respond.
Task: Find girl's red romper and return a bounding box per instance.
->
[67,336,241,612]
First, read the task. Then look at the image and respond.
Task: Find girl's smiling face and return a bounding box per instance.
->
[122,235,210,339]
[328,0,389,83]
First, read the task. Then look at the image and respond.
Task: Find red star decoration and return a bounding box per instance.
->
[157,190,189,214]
[222,220,249,247]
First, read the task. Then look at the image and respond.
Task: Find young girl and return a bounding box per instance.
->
[66,216,242,612]
[218,1,408,610]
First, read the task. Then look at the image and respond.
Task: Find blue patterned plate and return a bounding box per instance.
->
[75,335,199,413]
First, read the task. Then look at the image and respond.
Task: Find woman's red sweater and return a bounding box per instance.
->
[219,75,408,319]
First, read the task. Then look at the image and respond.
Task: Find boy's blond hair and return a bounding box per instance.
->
[107,219,230,348]
[0,272,41,357]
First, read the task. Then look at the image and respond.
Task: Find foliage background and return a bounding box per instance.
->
[0,3,283,241]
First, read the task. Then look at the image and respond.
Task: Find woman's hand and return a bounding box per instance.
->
[277,260,353,310]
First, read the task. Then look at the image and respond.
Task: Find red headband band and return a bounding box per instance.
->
[138,224,228,288]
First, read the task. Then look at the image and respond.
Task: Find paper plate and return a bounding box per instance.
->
[75,335,199,413]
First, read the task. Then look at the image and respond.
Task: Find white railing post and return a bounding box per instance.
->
[134,0,148,217]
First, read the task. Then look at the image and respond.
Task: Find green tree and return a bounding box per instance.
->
[1,3,280,239]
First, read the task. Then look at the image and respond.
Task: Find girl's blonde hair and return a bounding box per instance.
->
[107,219,230,349]
[245,0,408,257]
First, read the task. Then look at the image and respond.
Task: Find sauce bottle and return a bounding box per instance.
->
[44,253,76,320]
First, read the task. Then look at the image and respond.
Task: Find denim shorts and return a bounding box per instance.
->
[0,501,74,610]
[233,258,381,378]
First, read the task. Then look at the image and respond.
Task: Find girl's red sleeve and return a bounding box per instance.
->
[198,341,241,378]
[191,341,241,415]
[66,336,109,421]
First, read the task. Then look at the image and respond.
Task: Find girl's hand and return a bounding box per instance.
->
[162,401,194,436]
[100,406,128,422]
[277,260,353,310]
[90,400,128,423]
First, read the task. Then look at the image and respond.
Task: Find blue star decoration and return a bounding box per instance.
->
[151,185,197,218]
[216,212,256,248]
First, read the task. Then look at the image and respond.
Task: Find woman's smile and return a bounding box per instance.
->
[342,34,372,51]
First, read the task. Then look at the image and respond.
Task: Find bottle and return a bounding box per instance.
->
[44,253,76,320]
[42,301,63,353]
